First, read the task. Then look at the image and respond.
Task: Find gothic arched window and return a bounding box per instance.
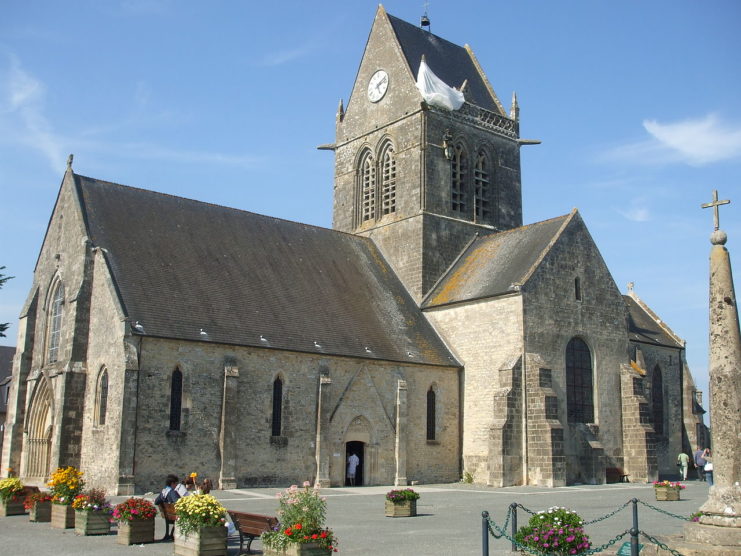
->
[47,281,65,363]
[380,142,397,215]
[652,365,664,435]
[359,149,376,222]
[95,368,109,426]
[473,151,490,221]
[451,144,468,213]
[566,338,594,423]
[169,368,183,431]
[426,386,437,441]
[272,377,283,436]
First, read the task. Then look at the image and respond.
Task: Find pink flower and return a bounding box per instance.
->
[303,481,311,487]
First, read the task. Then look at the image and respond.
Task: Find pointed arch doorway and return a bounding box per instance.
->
[345,441,364,486]
[23,378,54,483]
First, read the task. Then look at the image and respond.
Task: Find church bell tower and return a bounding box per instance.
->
[331,7,523,301]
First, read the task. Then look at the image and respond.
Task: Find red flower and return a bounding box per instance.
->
[294,523,302,530]
[285,528,293,536]
[312,534,318,539]
[304,535,309,540]
[320,531,327,538]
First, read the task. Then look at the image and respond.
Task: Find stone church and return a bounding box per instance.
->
[1,7,706,494]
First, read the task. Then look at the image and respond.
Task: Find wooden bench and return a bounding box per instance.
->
[227,510,278,554]
[606,467,630,483]
[157,502,177,540]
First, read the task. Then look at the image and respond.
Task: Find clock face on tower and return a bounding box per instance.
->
[367,70,389,102]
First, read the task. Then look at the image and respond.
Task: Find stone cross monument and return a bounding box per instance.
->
[683,190,741,551]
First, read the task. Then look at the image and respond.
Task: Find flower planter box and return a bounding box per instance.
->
[174,525,227,556]
[29,500,52,522]
[75,510,112,535]
[654,487,681,501]
[51,503,75,528]
[264,543,332,556]
[117,518,155,545]
[0,497,26,517]
[385,499,417,517]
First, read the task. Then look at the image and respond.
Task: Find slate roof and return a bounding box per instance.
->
[624,295,683,348]
[423,214,570,308]
[0,346,14,415]
[386,13,502,114]
[73,174,457,368]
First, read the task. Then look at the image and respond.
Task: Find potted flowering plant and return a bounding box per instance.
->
[72,488,113,535]
[173,493,228,556]
[653,480,685,501]
[113,497,157,545]
[48,466,84,529]
[385,488,420,517]
[0,477,26,517]
[25,492,53,522]
[261,482,338,555]
[515,506,591,555]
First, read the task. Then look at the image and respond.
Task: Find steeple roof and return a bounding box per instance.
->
[72,174,458,368]
[386,12,504,114]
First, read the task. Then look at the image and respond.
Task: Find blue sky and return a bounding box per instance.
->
[1,1,739,411]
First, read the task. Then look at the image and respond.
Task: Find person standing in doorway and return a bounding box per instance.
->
[676,452,690,480]
[347,452,360,486]
[703,449,714,486]
[694,446,707,480]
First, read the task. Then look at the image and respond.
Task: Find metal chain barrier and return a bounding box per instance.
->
[582,500,631,525]
[484,505,513,539]
[581,530,631,555]
[640,531,686,556]
[637,499,692,522]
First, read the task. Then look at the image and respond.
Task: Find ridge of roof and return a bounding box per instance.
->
[624,292,685,348]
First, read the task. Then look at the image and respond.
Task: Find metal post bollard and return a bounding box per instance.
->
[482,511,490,555]
[510,503,518,552]
[630,498,639,556]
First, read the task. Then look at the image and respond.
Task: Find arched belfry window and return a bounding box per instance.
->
[47,281,65,363]
[426,386,437,441]
[451,144,468,213]
[380,142,397,215]
[95,368,109,426]
[169,368,183,431]
[359,149,376,222]
[473,150,490,221]
[652,365,664,435]
[272,377,283,436]
[566,338,594,423]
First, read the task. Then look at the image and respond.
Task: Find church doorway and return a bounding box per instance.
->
[23,377,54,482]
[345,441,364,486]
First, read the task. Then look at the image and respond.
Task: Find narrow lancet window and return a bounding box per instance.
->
[48,282,65,363]
[474,151,490,220]
[451,144,468,213]
[96,369,109,426]
[380,143,397,215]
[575,277,582,301]
[360,150,376,222]
[272,377,283,436]
[170,369,183,431]
[426,387,436,441]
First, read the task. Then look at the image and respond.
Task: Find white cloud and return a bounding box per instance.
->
[643,114,741,165]
[256,44,314,67]
[617,198,651,222]
[600,113,741,167]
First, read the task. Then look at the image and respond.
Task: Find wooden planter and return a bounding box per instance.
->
[75,510,112,535]
[654,487,681,501]
[174,525,228,556]
[264,543,332,556]
[51,503,75,528]
[117,518,155,545]
[29,500,52,522]
[0,496,26,517]
[385,499,417,517]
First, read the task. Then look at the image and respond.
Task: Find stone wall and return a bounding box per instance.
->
[521,213,630,484]
[424,294,524,485]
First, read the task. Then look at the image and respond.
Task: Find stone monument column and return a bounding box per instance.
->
[218,360,239,490]
[684,190,741,550]
[314,375,332,488]
[394,379,408,486]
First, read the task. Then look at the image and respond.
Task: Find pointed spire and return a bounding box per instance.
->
[336,98,344,122]
[510,92,519,121]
